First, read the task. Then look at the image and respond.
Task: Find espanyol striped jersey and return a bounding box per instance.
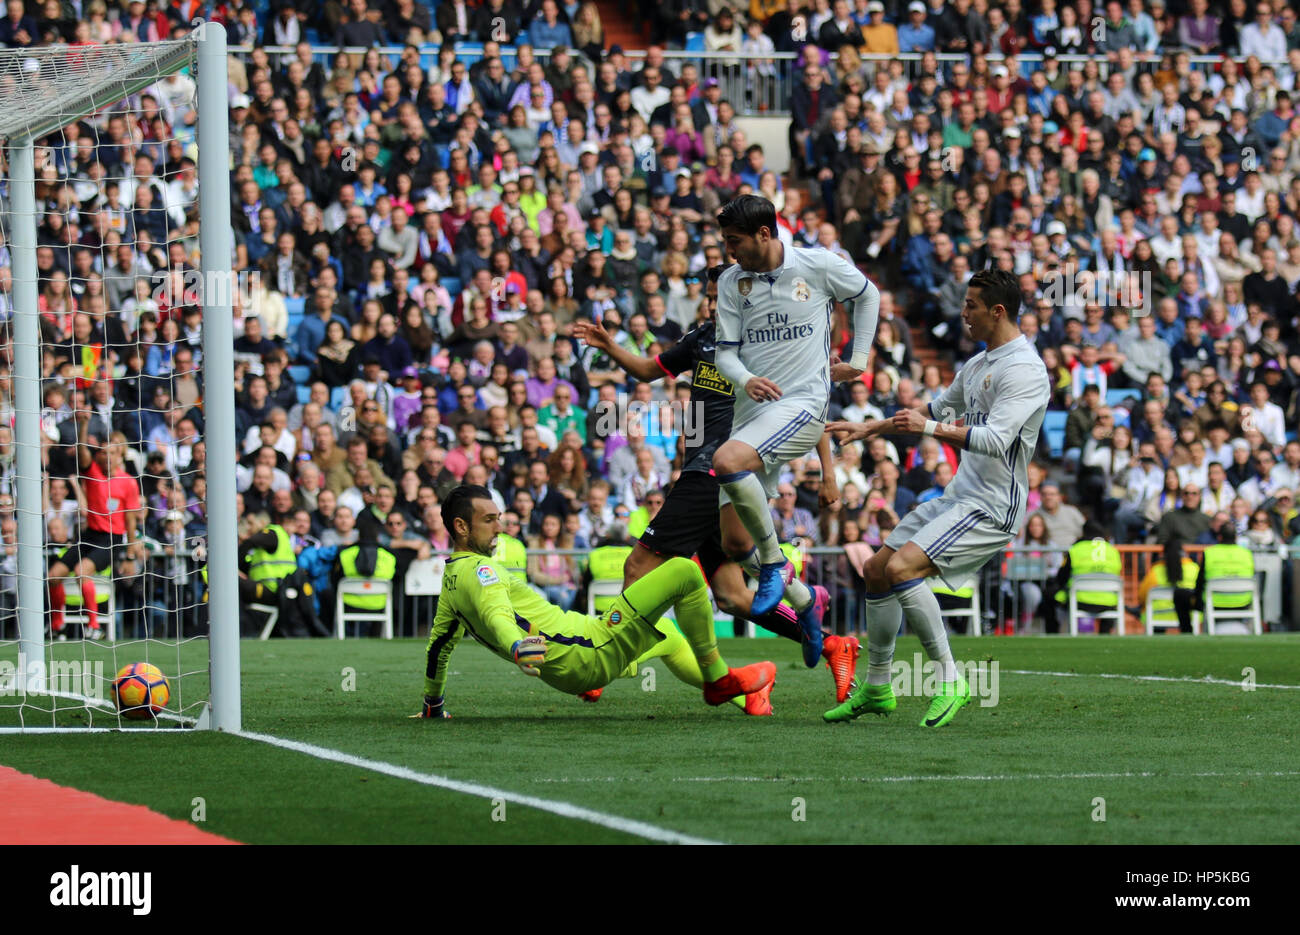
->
[716,246,870,422]
[926,335,1051,534]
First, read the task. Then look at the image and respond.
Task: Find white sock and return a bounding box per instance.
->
[719,471,782,564]
[785,577,813,611]
[865,591,902,685]
[894,579,958,682]
[737,547,760,577]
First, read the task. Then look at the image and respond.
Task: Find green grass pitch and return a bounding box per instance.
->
[2,635,1299,844]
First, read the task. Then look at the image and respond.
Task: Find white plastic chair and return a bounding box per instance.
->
[1067,573,1125,636]
[1204,577,1262,635]
[404,558,445,597]
[62,575,116,641]
[587,578,624,616]
[335,578,394,639]
[253,602,280,640]
[928,577,982,635]
[1143,585,1201,635]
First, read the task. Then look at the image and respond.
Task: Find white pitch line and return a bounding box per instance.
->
[1006,669,1300,690]
[525,770,1300,785]
[234,729,724,846]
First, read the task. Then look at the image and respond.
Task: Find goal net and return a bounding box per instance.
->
[0,26,238,732]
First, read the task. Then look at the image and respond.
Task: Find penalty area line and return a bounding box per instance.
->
[1006,669,1300,690]
[234,729,724,846]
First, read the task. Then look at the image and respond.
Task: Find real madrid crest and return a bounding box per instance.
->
[983,374,992,390]
[792,278,811,302]
[738,278,753,296]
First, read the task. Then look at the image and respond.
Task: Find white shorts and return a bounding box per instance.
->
[884,496,1014,591]
[718,401,825,502]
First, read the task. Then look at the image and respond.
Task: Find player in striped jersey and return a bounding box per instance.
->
[824,269,1050,727]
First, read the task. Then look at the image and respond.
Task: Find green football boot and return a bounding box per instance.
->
[920,677,970,728]
[823,682,897,723]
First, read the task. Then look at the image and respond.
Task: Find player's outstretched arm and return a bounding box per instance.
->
[890,406,970,449]
[572,318,665,383]
[826,418,891,444]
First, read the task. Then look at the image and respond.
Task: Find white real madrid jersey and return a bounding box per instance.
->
[716,245,868,422]
[926,334,1052,535]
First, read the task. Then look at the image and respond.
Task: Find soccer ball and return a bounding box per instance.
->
[113,663,171,720]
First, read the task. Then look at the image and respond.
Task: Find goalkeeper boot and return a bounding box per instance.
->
[703,661,776,706]
[750,560,793,617]
[920,676,970,728]
[823,681,896,723]
[796,585,829,667]
[577,688,604,703]
[743,677,774,716]
[822,634,861,704]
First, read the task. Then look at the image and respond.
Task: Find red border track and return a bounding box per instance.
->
[0,765,239,844]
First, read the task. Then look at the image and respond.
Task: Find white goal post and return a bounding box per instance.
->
[0,24,238,731]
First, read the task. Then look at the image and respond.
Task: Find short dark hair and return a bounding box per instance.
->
[717,194,777,237]
[967,268,1022,321]
[441,484,494,538]
[706,263,732,283]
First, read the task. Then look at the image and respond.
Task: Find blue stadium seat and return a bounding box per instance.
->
[1106,388,1140,407]
[288,365,311,386]
[1042,410,1068,460]
[330,385,349,413]
[284,296,306,318]
[442,277,461,297]
[685,32,705,52]
[296,385,312,406]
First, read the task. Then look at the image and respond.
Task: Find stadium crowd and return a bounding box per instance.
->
[1,0,1299,636]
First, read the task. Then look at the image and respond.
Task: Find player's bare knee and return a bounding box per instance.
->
[622,546,654,587]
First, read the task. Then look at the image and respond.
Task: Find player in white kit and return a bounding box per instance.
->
[712,195,882,665]
[824,269,1050,727]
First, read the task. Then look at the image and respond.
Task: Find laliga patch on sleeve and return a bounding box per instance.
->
[477,564,500,586]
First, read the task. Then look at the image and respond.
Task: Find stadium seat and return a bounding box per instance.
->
[928,577,982,636]
[1042,410,1068,460]
[404,557,445,598]
[1143,585,1201,635]
[335,578,394,639]
[284,296,306,318]
[442,276,461,296]
[254,602,281,640]
[288,365,311,386]
[1106,388,1140,407]
[330,385,349,412]
[61,574,115,641]
[295,385,312,406]
[1203,577,1262,635]
[587,578,623,616]
[685,32,705,51]
[1066,574,1125,635]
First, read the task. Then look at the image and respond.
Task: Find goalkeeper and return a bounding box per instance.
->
[417,486,777,718]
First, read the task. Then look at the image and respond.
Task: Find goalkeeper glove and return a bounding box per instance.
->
[511,636,547,676]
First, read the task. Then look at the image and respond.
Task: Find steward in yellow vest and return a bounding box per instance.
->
[1203,542,1255,609]
[238,519,329,637]
[1049,531,1123,633]
[1137,536,1202,633]
[493,533,529,583]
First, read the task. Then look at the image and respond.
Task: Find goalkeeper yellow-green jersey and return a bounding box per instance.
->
[425,550,661,698]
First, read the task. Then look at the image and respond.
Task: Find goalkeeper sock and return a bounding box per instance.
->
[623,557,729,682]
[718,471,782,565]
[49,580,65,630]
[80,579,99,630]
[865,591,902,685]
[639,618,744,710]
[894,578,958,682]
